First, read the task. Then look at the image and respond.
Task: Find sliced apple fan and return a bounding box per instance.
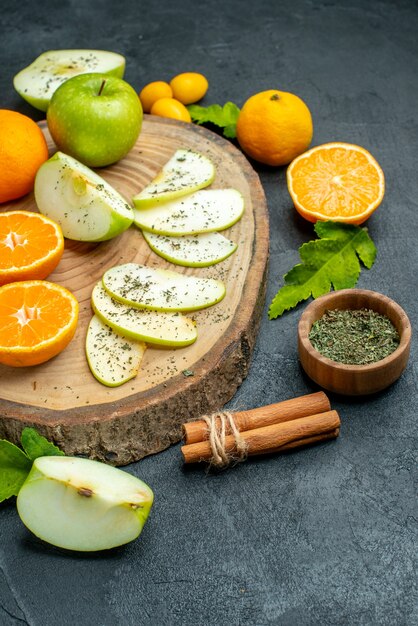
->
[132,149,244,266]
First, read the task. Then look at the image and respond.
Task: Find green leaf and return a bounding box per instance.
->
[21,427,64,461]
[0,440,31,502]
[188,102,240,138]
[268,221,377,319]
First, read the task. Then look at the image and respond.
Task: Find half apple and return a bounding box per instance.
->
[17,456,153,552]
[13,49,126,112]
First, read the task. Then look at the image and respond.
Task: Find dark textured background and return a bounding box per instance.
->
[0,1,417,624]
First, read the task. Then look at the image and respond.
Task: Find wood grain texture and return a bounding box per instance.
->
[0,115,269,465]
[298,289,412,396]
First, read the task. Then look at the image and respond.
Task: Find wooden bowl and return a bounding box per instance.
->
[298,289,412,396]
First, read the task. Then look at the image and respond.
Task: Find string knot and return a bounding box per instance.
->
[202,411,248,469]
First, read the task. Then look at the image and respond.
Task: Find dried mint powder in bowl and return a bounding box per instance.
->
[308,308,400,365]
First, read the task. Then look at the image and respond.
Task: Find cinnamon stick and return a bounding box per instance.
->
[182,391,331,445]
[181,410,340,464]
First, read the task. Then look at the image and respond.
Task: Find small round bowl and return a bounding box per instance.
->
[298,289,412,396]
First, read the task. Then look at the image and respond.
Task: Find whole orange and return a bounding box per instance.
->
[236,90,313,166]
[0,110,49,203]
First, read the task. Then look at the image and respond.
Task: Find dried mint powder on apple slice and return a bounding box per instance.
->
[102,263,225,312]
[133,188,244,236]
[91,282,197,347]
[86,315,146,387]
[133,149,215,208]
[142,230,237,267]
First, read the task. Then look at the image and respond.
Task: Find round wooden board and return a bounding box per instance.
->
[0,116,269,465]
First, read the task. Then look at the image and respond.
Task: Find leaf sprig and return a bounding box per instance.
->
[0,428,64,503]
[268,221,377,319]
[187,102,240,138]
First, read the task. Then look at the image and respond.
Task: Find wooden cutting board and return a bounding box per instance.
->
[0,115,269,465]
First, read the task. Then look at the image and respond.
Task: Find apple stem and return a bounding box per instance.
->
[98,79,106,96]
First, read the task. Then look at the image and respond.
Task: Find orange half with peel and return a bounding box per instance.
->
[0,211,64,286]
[287,142,385,225]
[0,280,79,367]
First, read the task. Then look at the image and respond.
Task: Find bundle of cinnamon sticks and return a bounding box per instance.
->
[181,391,340,467]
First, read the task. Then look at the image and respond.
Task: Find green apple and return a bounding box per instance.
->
[133,188,244,236]
[16,456,153,552]
[133,149,215,208]
[102,263,225,312]
[47,73,142,167]
[92,282,197,347]
[142,231,237,267]
[13,49,125,112]
[34,152,134,242]
[86,315,146,387]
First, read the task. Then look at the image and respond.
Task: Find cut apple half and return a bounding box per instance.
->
[86,315,146,387]
[92,282,197,347]
[133,188,244,236]
[142,231,237,267]
[13,49,125,112]
[35,152,134,242]
[102,263,225,312]
[133,149,215,208]
[17,456,153,552]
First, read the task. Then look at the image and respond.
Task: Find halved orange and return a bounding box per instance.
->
[287,142,385,225]
[0,211,64,286]
[0,280,79,367]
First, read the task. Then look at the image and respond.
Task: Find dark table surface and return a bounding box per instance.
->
[1,1,417,624]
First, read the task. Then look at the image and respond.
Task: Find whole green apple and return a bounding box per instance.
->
[47,73,143,167]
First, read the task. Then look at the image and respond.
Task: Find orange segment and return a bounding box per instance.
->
[0,211,64,286]
[287,142,385,225]
[0,280,78,367]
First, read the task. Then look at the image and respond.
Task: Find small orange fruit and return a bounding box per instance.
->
[170,72,208,105]
[287,142,385,225]
[236,90,313,166]
[150,98,192,123]
[0,280,79,367]
[0,211,64,286]
[139,81,173,113]
[0,110,49,203]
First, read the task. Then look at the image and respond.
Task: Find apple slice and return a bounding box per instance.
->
[103,263,225,312]
[13,49,125,112]
[142,231,237,267]
[133,149,215,208]
[92,282,197,347]
[17,456,153,552]
[133,188,244,236]
[35,152,134,242]
[86,315,146,387]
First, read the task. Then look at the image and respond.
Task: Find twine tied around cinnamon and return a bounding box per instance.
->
[202,411,249,469]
